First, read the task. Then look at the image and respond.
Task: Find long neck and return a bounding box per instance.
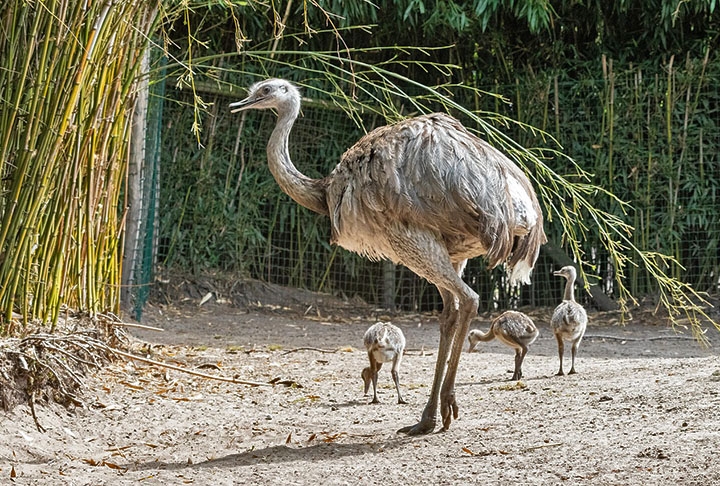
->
[564,275,576,302]
[475,329,495,342]
[267,105,328,216]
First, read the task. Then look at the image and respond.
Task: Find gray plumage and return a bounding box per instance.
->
[362,322,407,404]
[230,78,546,434]
[467,310,539,380]
[550,265,588,375]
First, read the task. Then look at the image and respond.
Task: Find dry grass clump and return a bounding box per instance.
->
[0,315,127,430]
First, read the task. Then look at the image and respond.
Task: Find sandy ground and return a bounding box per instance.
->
[2,286,720,485]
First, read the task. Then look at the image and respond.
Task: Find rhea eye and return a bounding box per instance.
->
[262,86,271,94]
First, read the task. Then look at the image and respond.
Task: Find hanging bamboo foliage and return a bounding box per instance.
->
[153,5,718,339]
[0,1,159,335]
[151,2,716,341]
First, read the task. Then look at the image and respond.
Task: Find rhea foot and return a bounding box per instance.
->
[398,419,436,435]
[398,407,437,435]
[440,392,459,431]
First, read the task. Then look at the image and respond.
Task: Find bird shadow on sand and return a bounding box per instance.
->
[127,436,412,472]
[456,373,557,387]
[319,397,414,409]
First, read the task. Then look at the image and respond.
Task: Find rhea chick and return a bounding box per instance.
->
[468,311,539,380]
[362,322,407,404]
[550,265,588,375]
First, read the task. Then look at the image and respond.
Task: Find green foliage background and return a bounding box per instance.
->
[1,1,718,335]
[153,1,719,315]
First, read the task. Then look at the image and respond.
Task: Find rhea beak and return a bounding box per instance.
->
[229,97,257,113]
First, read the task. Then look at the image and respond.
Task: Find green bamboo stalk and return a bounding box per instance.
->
[631,67,642,296]
[664,56,679,279]
[0,3,37,183]
[1,0,159,332]
[607,59,615,194]
[515,77,522,123]
[553,75,559,136]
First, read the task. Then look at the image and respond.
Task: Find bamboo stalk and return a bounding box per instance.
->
[607,58,615,194]
[553,75,559,136]
[0,0,160,332]
[664,55,680,278]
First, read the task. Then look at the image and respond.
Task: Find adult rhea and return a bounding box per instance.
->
[230,78,546,434]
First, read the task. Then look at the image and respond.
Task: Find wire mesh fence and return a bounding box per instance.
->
[149,57,720,314]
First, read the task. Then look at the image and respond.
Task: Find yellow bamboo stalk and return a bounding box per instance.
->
[1,0,159,332]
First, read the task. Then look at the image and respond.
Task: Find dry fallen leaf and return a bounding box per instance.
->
[196,363,221,371]
[199,292,213,306]
[494,381,527,391]
[119,381,144,391]
[105,445,133,453]
[321,432,347,443]
[275,380,302,388]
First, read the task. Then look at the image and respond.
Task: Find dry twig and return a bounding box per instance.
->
[109,347,272,386]
[584,334,696,341]
[281,346,344,355]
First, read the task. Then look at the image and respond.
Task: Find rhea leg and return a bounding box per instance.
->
[512,346,527,381]
[362,367,372,396]
[391,354,407,404]
[370,361,383,403]
[438,280,477,431]
[363,353,383,404]
[398,288,455,434]
[396,251,478,435]
[399,257,477,434]
[555,334,565,376]
[568,338,581,375]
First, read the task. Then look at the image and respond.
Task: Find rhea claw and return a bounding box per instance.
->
[397,419,436,436]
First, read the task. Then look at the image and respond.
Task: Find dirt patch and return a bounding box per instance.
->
[2,281,720,484]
